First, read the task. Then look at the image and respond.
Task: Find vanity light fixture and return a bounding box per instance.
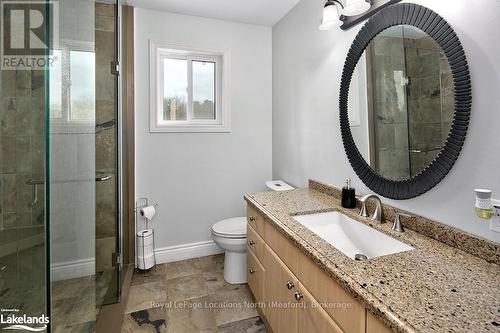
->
[342,0,371,16]
[323,0,403,31]
[319,0,344,30]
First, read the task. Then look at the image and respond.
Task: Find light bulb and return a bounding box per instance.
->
[319,1,342,30]
[342,0,370,16]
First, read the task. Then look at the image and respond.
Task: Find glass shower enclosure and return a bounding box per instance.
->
[0,0,124,331]
[366,25,454,180]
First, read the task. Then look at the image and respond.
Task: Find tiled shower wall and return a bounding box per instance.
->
[0,67,46,317]
[405,36,454,174]
[0,70,45,232]
[370,34,410,180]
[369,33,454,179]
[95,2,117,273]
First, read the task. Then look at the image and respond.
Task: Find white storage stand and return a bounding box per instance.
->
[135,198,158,271]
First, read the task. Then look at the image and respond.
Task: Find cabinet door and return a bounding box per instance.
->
[247,205,266,237]
[297,282,344,333]
[248,247,265,302]
[298,251,365,333]
[264,245,299,333]
[265,222,300,274]
[366,311,392,333]
[247,224,266,264]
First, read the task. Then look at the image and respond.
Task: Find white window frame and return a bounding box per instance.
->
[149,40,231,133]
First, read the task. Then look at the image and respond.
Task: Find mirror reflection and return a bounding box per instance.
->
[348,25,454,181]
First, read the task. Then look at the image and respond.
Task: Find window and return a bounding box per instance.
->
[49,42,96,125]
[150,41,230,132]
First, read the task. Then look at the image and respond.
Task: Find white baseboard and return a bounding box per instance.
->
[51,241,222,280]
[51,258,95,281]
[154,240,223,264]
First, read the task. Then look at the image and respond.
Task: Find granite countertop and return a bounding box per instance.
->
[244,188,500,333]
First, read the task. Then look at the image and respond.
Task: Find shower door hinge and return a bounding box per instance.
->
[111,61,120,75]
[402,76,411,86]
[112,252,122,266]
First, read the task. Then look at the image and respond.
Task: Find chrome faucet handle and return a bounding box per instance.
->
[359,204,369,218]
[392,212,411,232]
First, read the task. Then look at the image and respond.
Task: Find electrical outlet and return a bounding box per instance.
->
[490,199,500,233]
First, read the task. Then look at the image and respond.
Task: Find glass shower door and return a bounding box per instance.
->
[368,25,411,180]
[49,0,121,331]
[0,0,121,331]
[0,19,48,333]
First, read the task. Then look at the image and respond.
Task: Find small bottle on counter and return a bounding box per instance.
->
[341,179,356,209]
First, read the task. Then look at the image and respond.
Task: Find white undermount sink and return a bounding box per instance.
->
[292,211,414,260]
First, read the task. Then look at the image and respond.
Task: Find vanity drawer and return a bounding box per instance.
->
[298,252,365,333]
[265,222,300,275]
[247,247,265,302]
[247,224,266,265]
[247,205,266,238]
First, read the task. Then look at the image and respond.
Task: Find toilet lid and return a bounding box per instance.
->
[212,217,247,238]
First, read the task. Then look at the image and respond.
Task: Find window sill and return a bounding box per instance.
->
[149,125,231,133]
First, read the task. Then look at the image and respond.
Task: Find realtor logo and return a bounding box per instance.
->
[1,0,59,70]
[0,308,49,332]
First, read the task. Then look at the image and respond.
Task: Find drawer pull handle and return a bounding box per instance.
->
[248,240,255,246]
[286,281,294,290]
[294,291,303,301]
[249,267,255,274]
[249,216,256,222]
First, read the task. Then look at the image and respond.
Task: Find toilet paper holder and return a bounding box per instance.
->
[135,198,158,213]
[134,198,159,271]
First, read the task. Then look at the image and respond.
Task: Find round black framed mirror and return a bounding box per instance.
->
[339,3,471,200]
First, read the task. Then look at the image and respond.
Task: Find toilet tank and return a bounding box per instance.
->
[265,180,294,192]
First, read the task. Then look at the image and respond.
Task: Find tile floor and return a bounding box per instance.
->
[121,254,267,333]
[51,269,115,332]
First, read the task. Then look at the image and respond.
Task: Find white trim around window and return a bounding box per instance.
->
[149,40,231,133]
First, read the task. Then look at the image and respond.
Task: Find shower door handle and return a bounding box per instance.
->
[96,174,112,182]
[26,179,43,208]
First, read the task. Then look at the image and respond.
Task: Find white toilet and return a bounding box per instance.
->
[212,180,294,284]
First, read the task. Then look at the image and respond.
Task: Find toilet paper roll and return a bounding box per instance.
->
[137,229,155,270]
[140,205,156,221]
[137,228,153,238]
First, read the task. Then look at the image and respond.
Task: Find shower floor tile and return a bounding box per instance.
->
[51,268,114,332]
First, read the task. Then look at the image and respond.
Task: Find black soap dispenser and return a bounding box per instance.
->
[341,179,356,209]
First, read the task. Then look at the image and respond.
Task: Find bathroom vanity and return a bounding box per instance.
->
[244,181,500,333]
[246,203,387,333]
[242,3,499,333]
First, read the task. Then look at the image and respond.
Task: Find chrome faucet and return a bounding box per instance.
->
[359,194,385,223]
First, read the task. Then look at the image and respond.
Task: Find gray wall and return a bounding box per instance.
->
[272,0,500,242]
[135,9,273,248]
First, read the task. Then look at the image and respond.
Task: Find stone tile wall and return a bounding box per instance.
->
[369,30,454,180]
[0,69,46,231]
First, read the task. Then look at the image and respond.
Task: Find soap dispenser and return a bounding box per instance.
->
[342,179,356,209]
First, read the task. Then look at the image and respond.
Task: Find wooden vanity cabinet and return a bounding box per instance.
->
[366,311,393,333]
[247,248,265,302]
[298,281,344,333]
[246,204,393,333]
[264,246,299,333]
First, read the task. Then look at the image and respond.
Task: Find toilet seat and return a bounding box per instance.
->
[212,217,247,239]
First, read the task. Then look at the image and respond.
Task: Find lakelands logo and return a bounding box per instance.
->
[0,308,49,331]
[1,0,59,70]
